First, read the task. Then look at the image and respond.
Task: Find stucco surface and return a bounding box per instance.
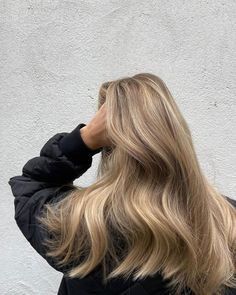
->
[1,0,236,294]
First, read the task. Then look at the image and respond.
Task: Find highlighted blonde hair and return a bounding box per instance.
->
[39,73,236,295]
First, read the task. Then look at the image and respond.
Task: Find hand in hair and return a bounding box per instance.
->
[80,103,112,150]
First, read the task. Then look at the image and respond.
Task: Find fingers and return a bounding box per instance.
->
[100,103,106,112]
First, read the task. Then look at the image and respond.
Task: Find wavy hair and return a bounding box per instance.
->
[38,73,236,295]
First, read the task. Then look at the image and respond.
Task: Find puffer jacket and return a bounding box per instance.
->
[8,123,236,295]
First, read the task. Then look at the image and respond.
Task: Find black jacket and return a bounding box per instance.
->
[8,123,236,295]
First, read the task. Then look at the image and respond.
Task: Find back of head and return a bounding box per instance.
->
[39,72,236,295]
[98,73,204,180]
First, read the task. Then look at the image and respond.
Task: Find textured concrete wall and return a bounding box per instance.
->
[1,0,236,294]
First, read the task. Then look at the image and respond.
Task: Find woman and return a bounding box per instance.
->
[8,73,236,295]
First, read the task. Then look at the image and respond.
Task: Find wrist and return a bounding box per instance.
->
[80,126,100,151]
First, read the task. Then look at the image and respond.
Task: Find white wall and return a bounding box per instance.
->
[1,0,236,294]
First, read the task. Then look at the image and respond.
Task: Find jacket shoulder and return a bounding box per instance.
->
[223,195,236,209]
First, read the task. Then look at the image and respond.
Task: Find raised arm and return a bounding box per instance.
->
[8,122,102,272]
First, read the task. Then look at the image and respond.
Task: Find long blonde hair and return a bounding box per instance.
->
[38,73,236,295]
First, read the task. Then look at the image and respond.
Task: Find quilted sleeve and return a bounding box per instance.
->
[8,123,103,272]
